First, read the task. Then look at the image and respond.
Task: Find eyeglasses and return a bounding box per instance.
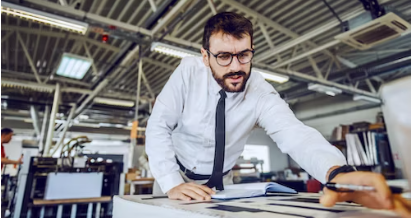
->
[206,49,255,66]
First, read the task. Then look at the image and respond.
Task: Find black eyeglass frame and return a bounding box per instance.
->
[206,49,255,66]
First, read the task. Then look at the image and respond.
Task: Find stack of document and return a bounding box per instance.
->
[346,132,379,166]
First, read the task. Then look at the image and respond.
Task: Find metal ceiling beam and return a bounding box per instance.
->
[45,30,62,75]
[272,40,340,69]
[2,25,121,52]
[16,32,42,84]
[303,44,324,79]
[83,42,99,75]
[254,63,378,98]
[30,105,41,137]
[1,79,134,100]
[171,4,209,37]
[336,55,377,93]
[24,0,152,36]
[142,57,177,71]
[1,70,91,87]
[258,22,282,62]
[151,0,192,35]
[207,0,217,15]
[74,79,109,115]
[287,45,300,69]
[38,105,50,153]
[141,72,156,99]
[220,0,334,58]
[280,50,411,97]
[44,83,61,156]
[1,30,14,43]
[149,0,157,12]
[51,104,76,156]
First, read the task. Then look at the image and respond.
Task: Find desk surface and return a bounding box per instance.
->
[33,196,112,206]
[113,193,400,218]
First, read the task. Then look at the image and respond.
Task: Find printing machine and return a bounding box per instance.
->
[13,155,123,218]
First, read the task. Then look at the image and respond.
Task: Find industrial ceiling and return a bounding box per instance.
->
[1,0,411,132]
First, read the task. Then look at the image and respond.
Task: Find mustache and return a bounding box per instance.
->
[223,71,246,79]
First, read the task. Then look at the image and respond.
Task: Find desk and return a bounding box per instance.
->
[113,193,400,218]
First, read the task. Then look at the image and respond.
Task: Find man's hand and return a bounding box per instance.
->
[167,183,216,201]
[320,171,411,217]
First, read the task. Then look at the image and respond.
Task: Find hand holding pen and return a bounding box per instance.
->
[320,171,411,218]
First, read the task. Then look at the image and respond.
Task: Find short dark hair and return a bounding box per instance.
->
[1,128,13,135]
[202,12,253,50]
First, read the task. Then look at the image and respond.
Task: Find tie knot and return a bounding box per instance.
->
[219,90,227,99]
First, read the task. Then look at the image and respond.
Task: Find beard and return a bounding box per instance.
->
[210,64,251,93]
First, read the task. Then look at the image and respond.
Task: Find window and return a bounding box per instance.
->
[240,144,270,173]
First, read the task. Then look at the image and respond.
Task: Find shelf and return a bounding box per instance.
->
[329,140,346,146]
[32,196,112,206]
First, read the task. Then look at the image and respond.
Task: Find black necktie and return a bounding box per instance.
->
[205,89,226,190]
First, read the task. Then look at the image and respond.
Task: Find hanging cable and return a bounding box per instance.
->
[322,0,343,24]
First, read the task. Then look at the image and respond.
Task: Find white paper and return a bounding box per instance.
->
[211,182,297,200]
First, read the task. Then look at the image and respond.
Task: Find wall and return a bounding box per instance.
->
[293,95,381,140]
[246,128,289,172]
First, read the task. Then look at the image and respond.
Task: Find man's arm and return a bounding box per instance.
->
[145,61,186,194]
[256,91,346,183]
[145,58,214,201]
[256,91,411,215]
[1,157,21,165]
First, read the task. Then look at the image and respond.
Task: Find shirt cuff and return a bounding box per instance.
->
[318,158,347,184]
[157,171,185,194]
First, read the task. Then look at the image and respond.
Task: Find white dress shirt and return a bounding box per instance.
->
[146,57,347,194]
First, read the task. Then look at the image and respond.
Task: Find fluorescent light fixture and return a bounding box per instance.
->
[94,97,135,107]
[308,83,342,97]
[1,2,88,34]
[99,123,125,128]
[56,53,93,79]
[325,91,336,96]
[73,123,100,128]
[353,95,381,103]
[151,42,200,58]
[79,115,89,120]
[252,67,289,83]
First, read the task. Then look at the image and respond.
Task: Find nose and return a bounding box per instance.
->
[229,55,242,72]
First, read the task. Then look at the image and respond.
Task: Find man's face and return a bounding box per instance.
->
[201,32,252,92]
[2,133,13,143]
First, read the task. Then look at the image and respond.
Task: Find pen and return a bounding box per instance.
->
[325,182,403,194]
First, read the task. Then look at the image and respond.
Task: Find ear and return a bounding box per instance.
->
[201,47,210,67]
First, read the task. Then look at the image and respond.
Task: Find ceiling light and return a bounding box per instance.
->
[56,53,93,79]
[151,42,200,58]
[98,123,125,128]
[325,91,336,96]
[73,123,100,128]
[308,83,342,97]
[252,68,289,83]
[353,94,381,103]
[1,2,88,34]
[94,97,134,107]
[79,115,89,120]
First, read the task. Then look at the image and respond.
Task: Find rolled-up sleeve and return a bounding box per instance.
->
[145,60,188,194]
[256,91,347,184]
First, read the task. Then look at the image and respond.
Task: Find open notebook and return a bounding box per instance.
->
[211,182,297,200]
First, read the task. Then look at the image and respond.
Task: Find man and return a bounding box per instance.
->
[146,12,411,216]
[1,128,22,170]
